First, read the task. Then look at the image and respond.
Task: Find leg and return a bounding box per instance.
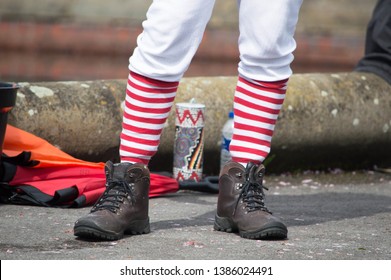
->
[122,0,216,165]
[216,0,303,240]
[129,0,216,82]
[74,0,216,241]
[355,0,391,85]
[231,0,302,165]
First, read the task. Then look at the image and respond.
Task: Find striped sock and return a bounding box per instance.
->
[229,75,288,166]
[120,71,179,165]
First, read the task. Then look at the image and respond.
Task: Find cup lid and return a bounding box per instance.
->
[175,102,205,109]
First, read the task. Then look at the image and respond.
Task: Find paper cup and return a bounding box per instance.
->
[173,102,205,181]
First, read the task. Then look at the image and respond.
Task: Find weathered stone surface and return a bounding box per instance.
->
[8,73,391,174]
[11,80,125,161]
[273,72,391,171]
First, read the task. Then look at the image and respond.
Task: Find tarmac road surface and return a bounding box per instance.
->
[1,170,390,260]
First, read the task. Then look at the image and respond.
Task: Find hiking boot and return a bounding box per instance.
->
[74,161,150,240]
[214,161,287,240]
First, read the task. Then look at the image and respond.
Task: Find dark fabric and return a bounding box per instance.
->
[355,0,391,84]
[0,184,78,207]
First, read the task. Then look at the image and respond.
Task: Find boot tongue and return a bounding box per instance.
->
[247,166,257,206]
[104,161,134,182]
[243,162,267,212]
[92,162,134,213]
[104,161,114,180]
[246,163,258,184]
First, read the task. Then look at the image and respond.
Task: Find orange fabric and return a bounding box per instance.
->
[3,125,105,169]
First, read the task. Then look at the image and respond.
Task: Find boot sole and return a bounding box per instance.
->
[74,218,150,241]
[214,214,287,240]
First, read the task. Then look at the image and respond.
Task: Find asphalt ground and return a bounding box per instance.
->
[1,169,390,261]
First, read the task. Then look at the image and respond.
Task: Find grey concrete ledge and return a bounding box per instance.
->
[8,72,391,174]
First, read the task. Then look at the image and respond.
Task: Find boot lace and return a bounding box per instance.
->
[233,163,271,216]
[91,178,135,214]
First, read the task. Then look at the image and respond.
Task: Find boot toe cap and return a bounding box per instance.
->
[240,219,288,240]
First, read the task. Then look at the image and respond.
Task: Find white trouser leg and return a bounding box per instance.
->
[237,0,303,81]
[129,0,216,82]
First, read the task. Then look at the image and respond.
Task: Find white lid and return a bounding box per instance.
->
[175,102,205,109]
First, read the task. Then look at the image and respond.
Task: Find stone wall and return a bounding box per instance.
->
[9,72,391,174]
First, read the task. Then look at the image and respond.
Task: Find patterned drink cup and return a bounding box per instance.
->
[173,102,205,182]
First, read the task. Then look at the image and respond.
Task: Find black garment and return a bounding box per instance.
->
[355,0,391,85]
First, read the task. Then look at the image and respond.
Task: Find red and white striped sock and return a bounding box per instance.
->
[229,75,288,166]
[120,71,179,165]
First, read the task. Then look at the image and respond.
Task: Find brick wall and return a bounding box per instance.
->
[0,0,375,82]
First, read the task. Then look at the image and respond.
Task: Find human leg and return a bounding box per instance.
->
[122,0,216,165]
[215,0,302,240]
[129,0,216,82]
[74,0,216,240]
[231,0,302,165]
[355,0,391,85]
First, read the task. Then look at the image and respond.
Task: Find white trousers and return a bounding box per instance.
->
[129,0,303,82]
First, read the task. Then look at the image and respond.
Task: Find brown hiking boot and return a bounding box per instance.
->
[214,161,287,240]
[74,161,150,240]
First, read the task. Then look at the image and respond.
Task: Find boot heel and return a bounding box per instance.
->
[126,218,151,235]
[214,214,237,233]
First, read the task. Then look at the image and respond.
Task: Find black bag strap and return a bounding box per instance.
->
[0,183,79,208]
[1,151,39,167]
